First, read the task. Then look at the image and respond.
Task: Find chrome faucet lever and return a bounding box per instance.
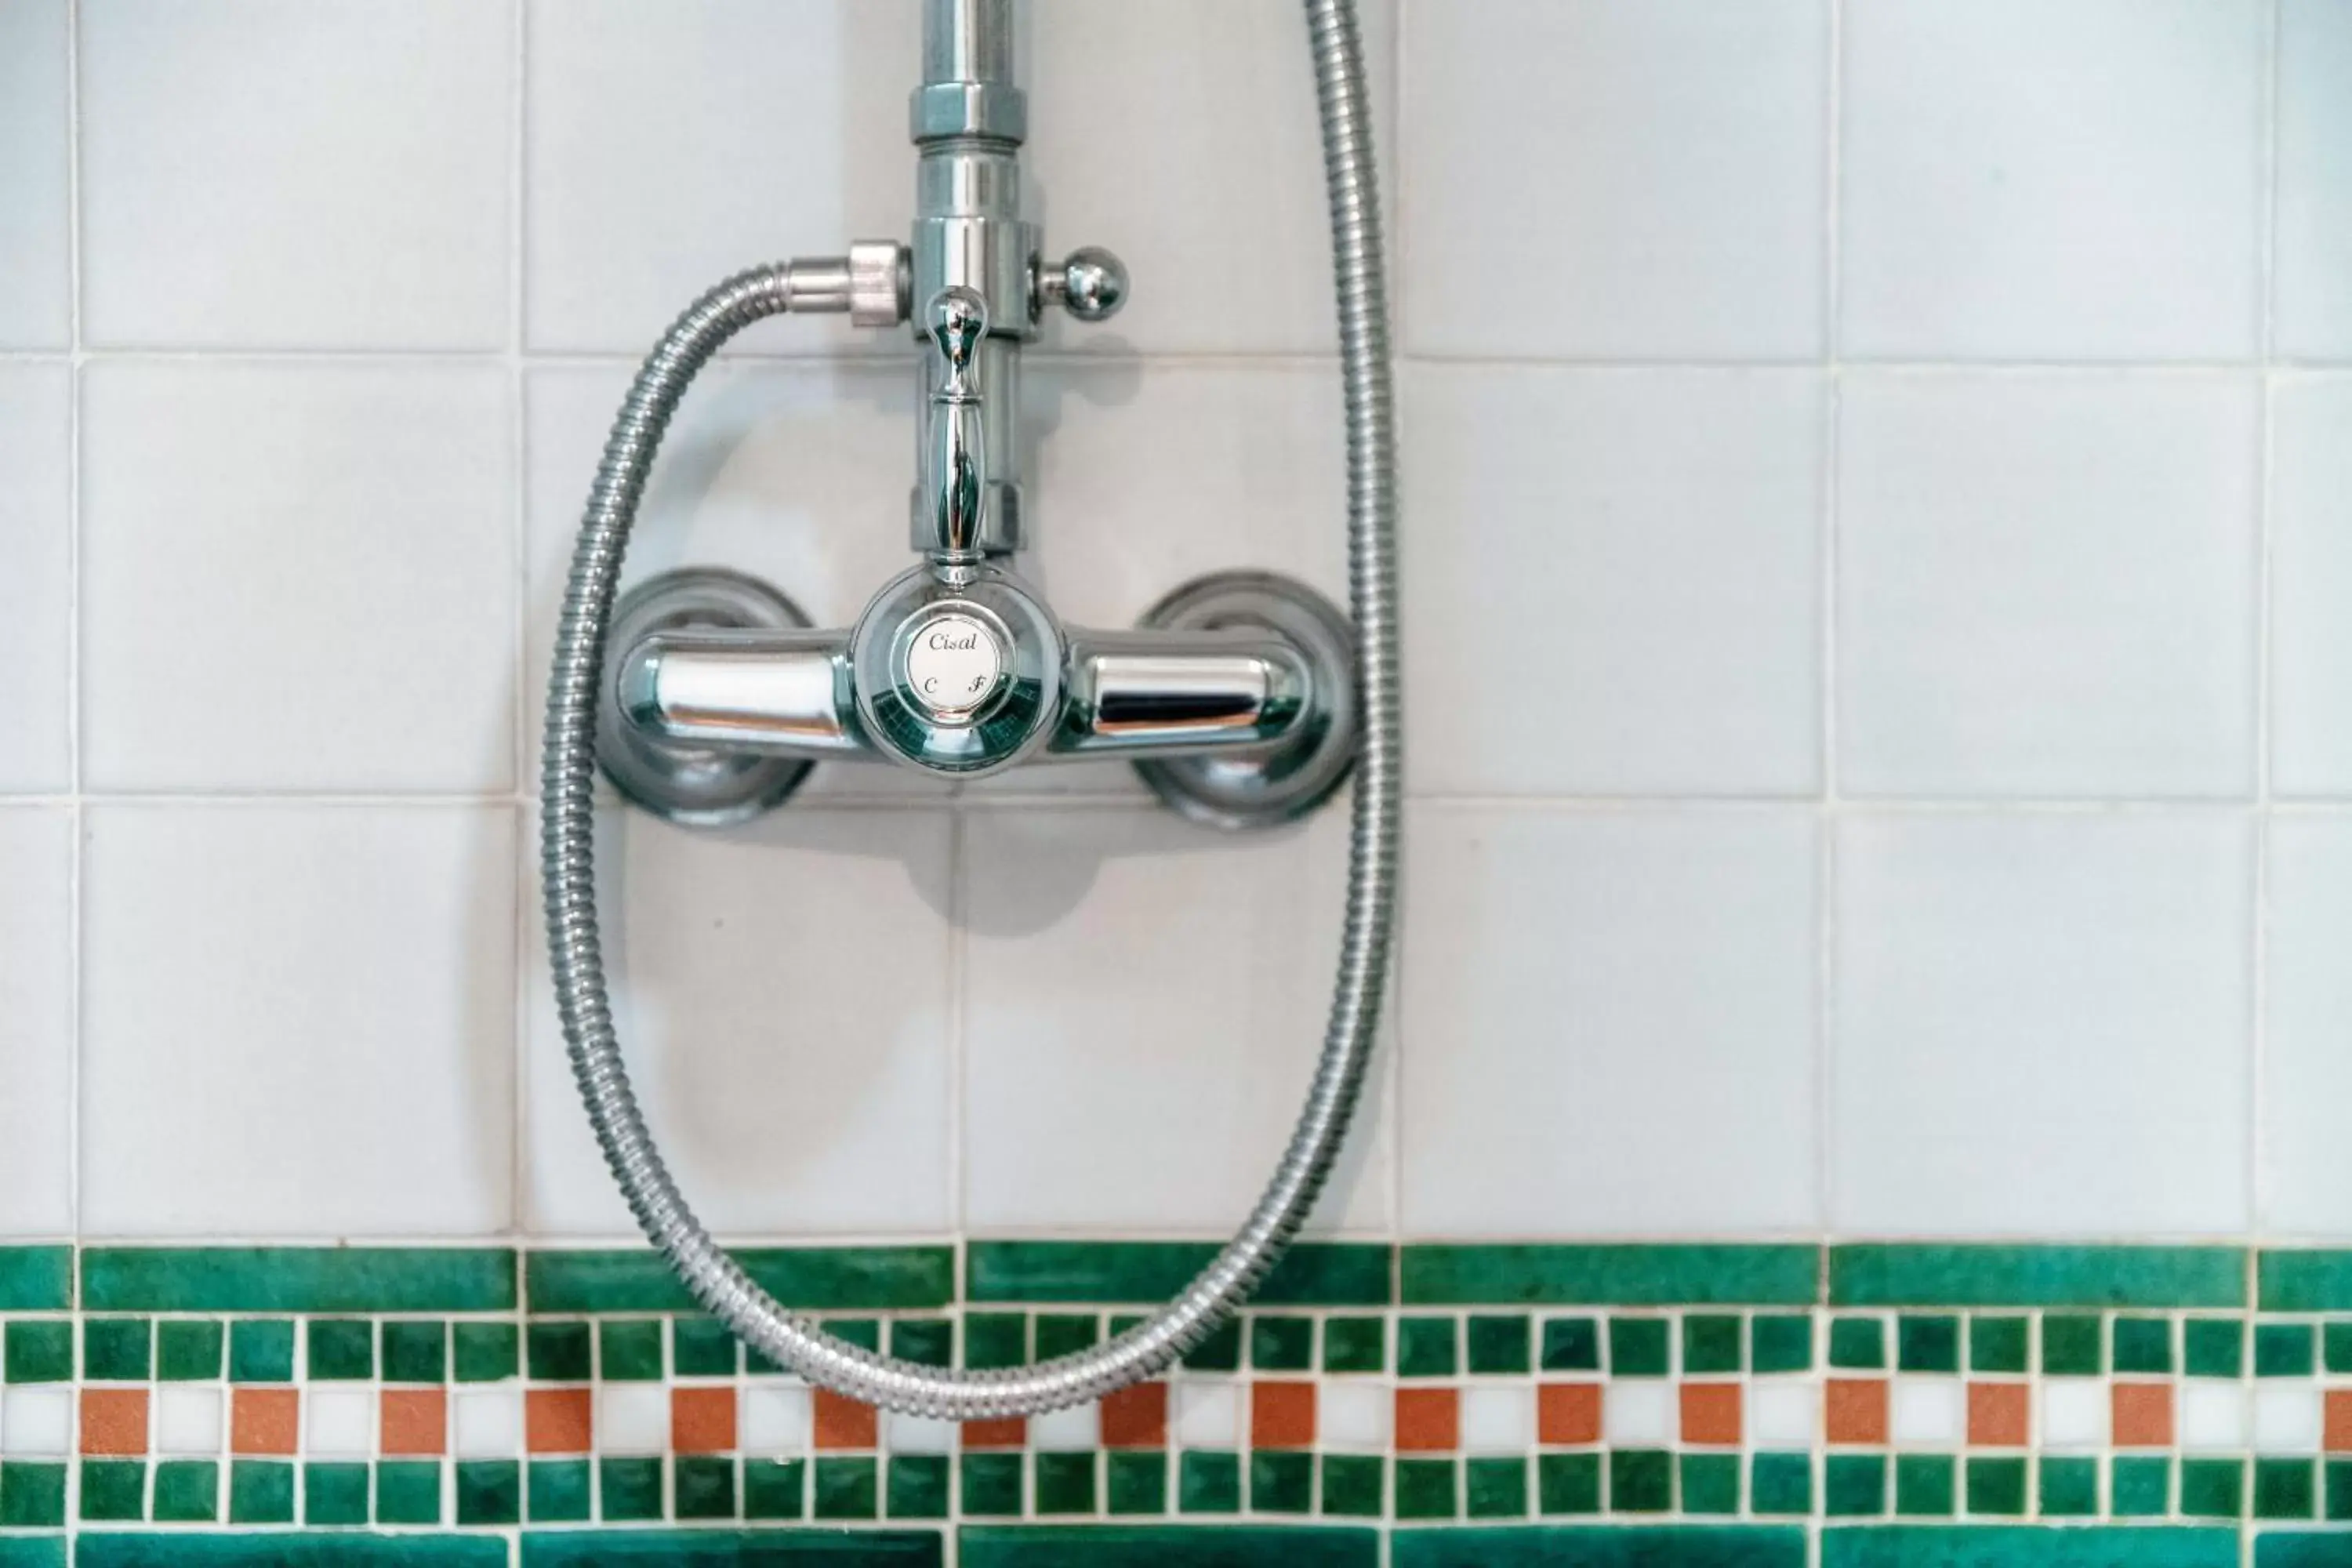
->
[920,286,991,564]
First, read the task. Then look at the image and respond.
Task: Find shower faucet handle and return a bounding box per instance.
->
[920,286,991,563]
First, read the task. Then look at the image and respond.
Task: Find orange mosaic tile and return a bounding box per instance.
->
[1101,1381,1167,1450]
[527,1388,593,1455]
[2111,1383,2173,1449]
[380,1388,447,1457]
[671,1387,736,1454]
[1826,1378,1888,1446]
[2328,1389,2352,1454]
[1679,1382,1740,1446]
[80,1388,147,1456]
[230,1388,297,1457]
[1251,1381,1316,1450]
[963,1417,1026,1450]
[1968,1382,2028,1447]
[1537,1383,1602,1446]
[815,1388,878,1451]
[1395,1386,1461,1453]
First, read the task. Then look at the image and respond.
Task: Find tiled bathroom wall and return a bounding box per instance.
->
[5,0,2352,1562]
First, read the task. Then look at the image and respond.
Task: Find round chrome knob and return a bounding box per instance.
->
[901,608,1008,720]
[1042,246,1129,323]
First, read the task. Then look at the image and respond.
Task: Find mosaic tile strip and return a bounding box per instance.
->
[521,1530,944,1565]
[1402,1245,1818,1305]
[1832,1246,2249,1309]
[80,1250,515,1314]
[1393,1525,1806,1567]
[960,1525,1378,1567]
[527,1250,952,1315]
[1824,1526,2242,1568]
[2263,1254,2352,1314]
[77,1537,506,1567]
[967,1243,1389,1306]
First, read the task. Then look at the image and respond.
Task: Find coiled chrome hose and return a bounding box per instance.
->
[540,0,1396,1418]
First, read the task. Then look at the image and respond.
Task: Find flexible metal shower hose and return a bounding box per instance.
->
[540,0,1396,1418]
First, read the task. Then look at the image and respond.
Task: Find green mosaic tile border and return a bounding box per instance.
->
[1393,1526,1806,1568]
[967,1243,1390,1305]
[1824,1526,2243,1568]
[1403,1245,1818,1305]
[80,1250,514,1314]
[522,1530,944,1566]
[0,1250,71,1312]
[1831,1246,2248,1309]
[961,1526,1379,1568]
[526,1249,953,1313]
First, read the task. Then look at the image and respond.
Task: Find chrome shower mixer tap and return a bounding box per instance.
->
[595,6,1356,829]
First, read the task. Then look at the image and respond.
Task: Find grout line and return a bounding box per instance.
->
[64,0,85,1315]
[506,0,532,1269]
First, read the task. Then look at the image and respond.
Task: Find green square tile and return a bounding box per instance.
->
[1538,1453,1601,1516]
[1107,1450,1167,1515]
[2328,1322,2352,1375]
[1969,1316,2029,1374]
[601,1457,663,1522]
[1178,1450,1240,1515]
[1610,1319,1669,1377]
[1399,1316,1457,1377]
[1752,1315,1812,1374]
[157,1319,224,1382]
[1826,1454,1886,1518]
[1897,1316,1959,1374]
[891,1319,953,1368]
[1751,1453,1811,1516]
[814,1455,877,1520]
[1181,1319,1241,1373]
[1324,1316,1385,1374]
[1396,1457,1457,1520]
[1682,1315,1741,1376]
[5,1320,70,1382]
[744,1458,807,1521]
[2187,1318,2245,1378]
[2042,1314,2102,1376]
[1108,1314,1145,1338]
[304,1461,370,1526]
[153,1460,219,1523]
[2040,1457,2099,1517]
[1541,1317,1600,1373]
[1680,1454,1738,1515]
[1611,1450,1671,1513]
[308,1318,373,1381]
[1251,1316,1313,1371]
[963,1312,1027,1371]
[2260,1321,2318,1377]
[1034,1315,1096,1359]
[0,1461,64,1527]
[676,1455,736,1520]
[886,1455,948,1519]
[82,1459,146,1522]
[527,1321,591,1382]
[525,1459,586,1524]
[2182,1457,2245,1519]
[1320,1454,1381,1517]
[1895,1454,1955,1516]
[381,1320,448,1385]
[455,1459,520,1526]
[376,1461,441,1526]
[2328,1458,2352,1523]
[1038,1451,1098,1515]
[959,1453,1021,1517]
[1249,1451,1311,1514]
[1467,1456,1529,1518]
[83,1317,151,1381]
[1966,1456,2028,1517]
[823,1317,880,1354]
[452,1321,517,1383]
[670,1317,737,1377]
[2111,1316,2172,1375]
[229,1460,294,1524]
[1468,1315,1532,1375]
[228,1316,294,1382]
[1829,1317,1885,1370]
[2113,1456,2172,1518]
[598,1319,662,1382]
[2259,1457,2318,1520]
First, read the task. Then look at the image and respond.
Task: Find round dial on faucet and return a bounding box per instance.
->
[902,610,1007,720]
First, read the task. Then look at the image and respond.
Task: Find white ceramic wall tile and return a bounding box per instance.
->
[2278,0,2352,361]
[524,362,946,800]
[78,804,517,1236]
[0,809,73,1237]
[1403,0,1826,361]
[960,804,1388,1234]
[2271,377,2352,796]
[1399,808,1819,1237]
[525,0,915,356]
[1839,0,2264,361]
[0,365,71,793]
[1021,0,1396,357]
[82,363,515,793]
[1832,813,2252,1237]
[1837,375,2259,798]
[2263,816,2352,1236]
[78,0,510,350]
[1403,366,1823,797]
[523,805,953,1237]
[0,0,68,348]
